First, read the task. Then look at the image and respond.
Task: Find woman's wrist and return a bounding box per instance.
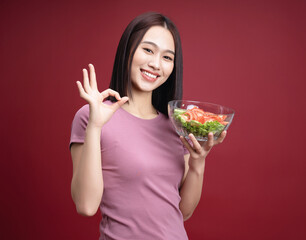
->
[188,159,205,176]
[86,121,104,131]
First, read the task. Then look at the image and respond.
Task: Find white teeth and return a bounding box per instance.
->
[142,70,158,79]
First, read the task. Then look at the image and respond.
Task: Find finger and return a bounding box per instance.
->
[180,136,194,153]
[88,64,98,90]
[189,134,203,153]
[101,89,121,101]
[205,132,214,150]
[76,81,89,101]
[216,130,227,144]
[117,96,129,107]
[112,96,129,111]
[82,69,91,93]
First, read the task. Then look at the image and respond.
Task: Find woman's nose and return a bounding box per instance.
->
[148,55,160,70]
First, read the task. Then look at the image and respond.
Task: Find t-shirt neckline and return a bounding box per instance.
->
[119,106,163,122]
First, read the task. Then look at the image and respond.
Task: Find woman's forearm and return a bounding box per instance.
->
[71,123,103,216]
[179,162,205,221]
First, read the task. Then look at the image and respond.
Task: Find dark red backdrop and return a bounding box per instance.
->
[1,0,305,239]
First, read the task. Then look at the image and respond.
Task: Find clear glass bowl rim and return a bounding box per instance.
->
[168,100,235,114]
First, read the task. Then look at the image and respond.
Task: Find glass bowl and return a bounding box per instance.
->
[168,100,235,141]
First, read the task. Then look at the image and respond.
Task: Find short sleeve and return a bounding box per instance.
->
[69,104,90,149]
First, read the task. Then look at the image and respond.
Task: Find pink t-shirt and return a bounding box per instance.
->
[70,102,189,240]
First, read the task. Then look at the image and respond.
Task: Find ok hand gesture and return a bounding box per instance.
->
[76,64,129,129]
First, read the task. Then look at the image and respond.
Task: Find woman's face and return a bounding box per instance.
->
[130,26,175,93]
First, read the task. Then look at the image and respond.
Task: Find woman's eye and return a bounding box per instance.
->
[143,48,153,53]
[164,56,173,61]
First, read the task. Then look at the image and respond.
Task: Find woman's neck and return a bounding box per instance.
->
[122,89,158,119]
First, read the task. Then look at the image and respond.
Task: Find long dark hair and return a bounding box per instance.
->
[108,12,183,116]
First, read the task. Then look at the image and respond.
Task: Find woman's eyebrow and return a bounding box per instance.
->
[141,41,175,55]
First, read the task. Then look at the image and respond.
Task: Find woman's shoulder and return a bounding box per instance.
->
[74,104,89,117]
[71,104,90,127]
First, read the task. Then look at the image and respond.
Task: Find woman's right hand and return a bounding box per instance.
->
[76,64,128,129]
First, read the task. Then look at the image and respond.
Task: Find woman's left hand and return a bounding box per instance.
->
[180,131,227,171]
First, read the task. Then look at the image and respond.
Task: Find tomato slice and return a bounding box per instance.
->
[180,107,227,125]
[183,111,197,121]
[185,108,205,122]
[203,111,214,116]
[216,115,227,121]
[191,108,205,115]
[203,117,215,122]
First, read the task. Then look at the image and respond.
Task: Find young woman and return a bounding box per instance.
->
[70,12,226,240]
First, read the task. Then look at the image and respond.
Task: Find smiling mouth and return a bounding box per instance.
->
[141,69,160,80]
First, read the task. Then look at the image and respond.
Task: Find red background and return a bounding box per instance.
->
[1,0,305,239]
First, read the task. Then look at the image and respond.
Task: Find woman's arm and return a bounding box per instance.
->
[179,153,204,221]
[70,124,103,216]
[179,131,227,221]
[70,64,128,216]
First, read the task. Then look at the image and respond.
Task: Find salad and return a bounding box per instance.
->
[173,106,228,137]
